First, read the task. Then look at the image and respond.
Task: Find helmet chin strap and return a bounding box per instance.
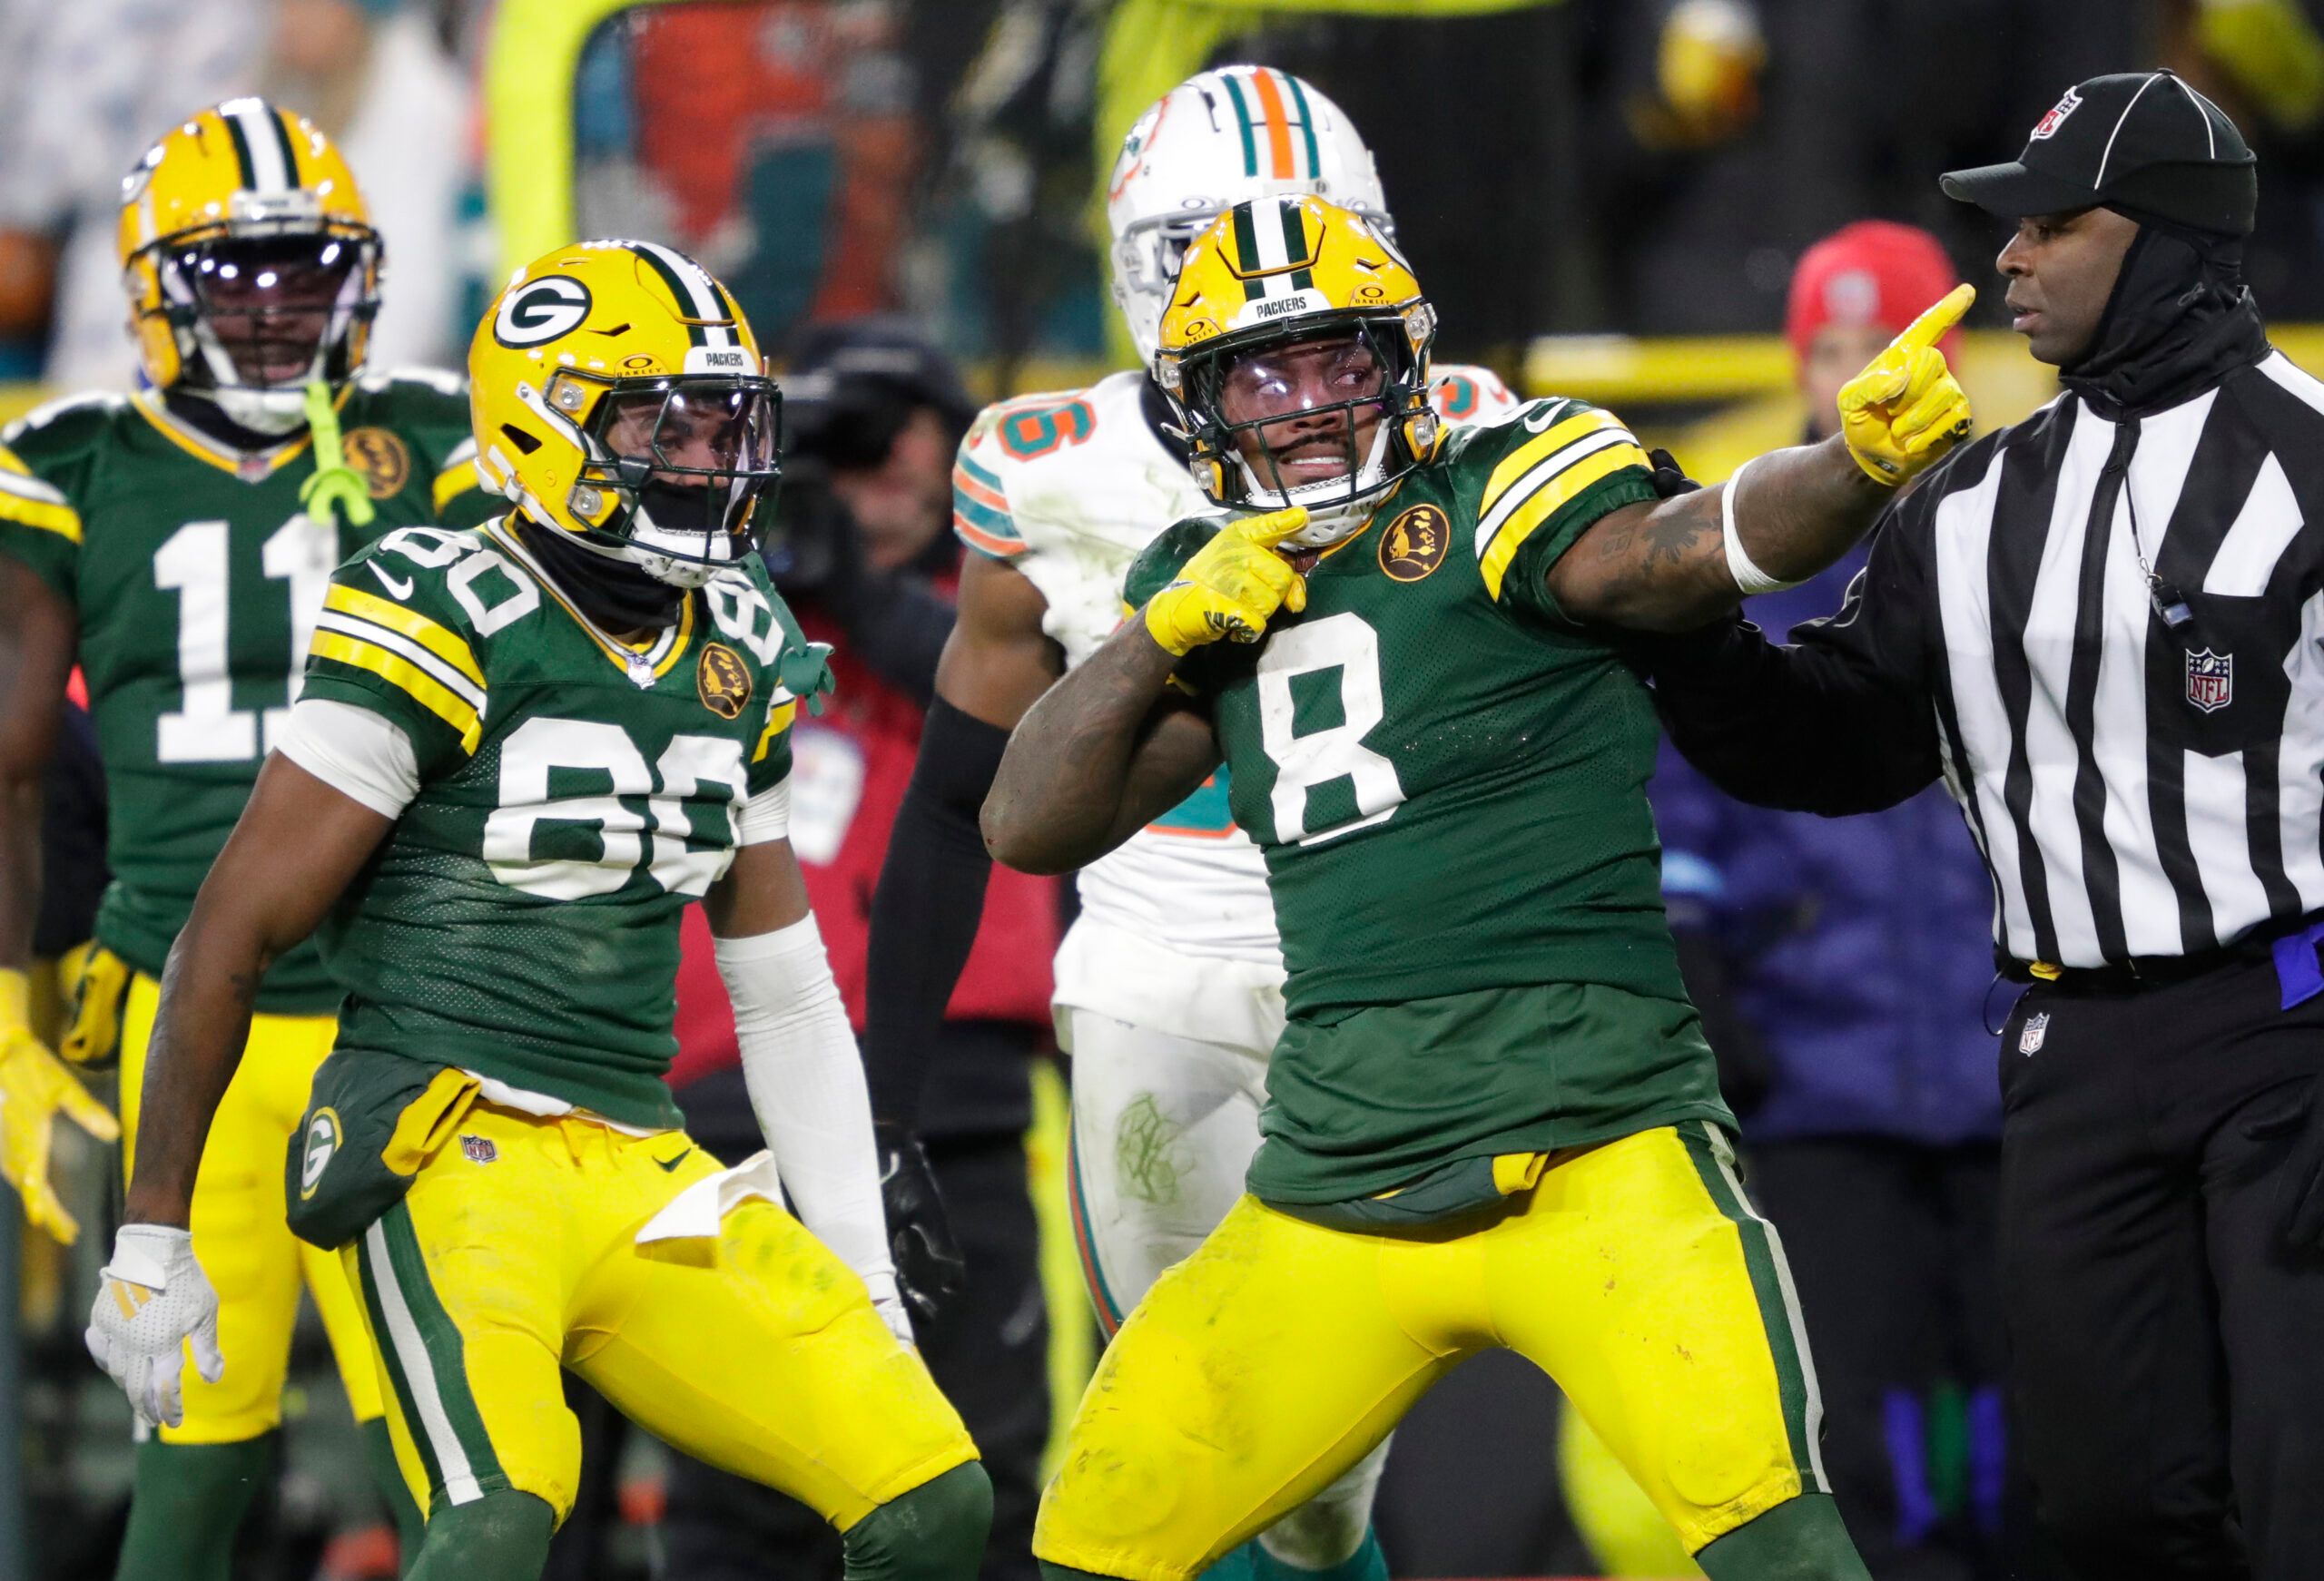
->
[1234,421,1395,549]
[186,320,326,437]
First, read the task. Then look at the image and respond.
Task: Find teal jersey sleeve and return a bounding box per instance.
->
[1452,398,1659,629]
[299,529,489,777]
[0,397,120,603]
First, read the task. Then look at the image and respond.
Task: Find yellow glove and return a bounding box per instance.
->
[0,967,119,1243]
[57,941,133,1067]
[1144,506,1310,657]
[1838,284,1976,487]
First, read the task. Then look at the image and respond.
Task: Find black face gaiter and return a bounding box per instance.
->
[2059,211,2268,419]
[519,518,688,632]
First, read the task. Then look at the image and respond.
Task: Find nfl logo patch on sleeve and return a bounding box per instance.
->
[2186,648,2233,714]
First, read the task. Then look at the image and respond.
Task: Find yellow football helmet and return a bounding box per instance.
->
[469,240,782,589]
[117,99,381,435]
[1156,194,1440,549]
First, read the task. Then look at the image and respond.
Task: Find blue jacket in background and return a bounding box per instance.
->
[1650,544,2004,1147]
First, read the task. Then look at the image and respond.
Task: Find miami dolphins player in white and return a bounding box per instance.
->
[857,65,1520,1581]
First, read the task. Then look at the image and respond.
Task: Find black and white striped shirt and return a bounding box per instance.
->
[1655,348,2324,970]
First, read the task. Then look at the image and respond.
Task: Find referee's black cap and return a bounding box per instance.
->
[1941,69,2257,237]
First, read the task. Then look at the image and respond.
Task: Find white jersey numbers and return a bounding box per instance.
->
[1255,612,1404,845]
[483,716,746,900]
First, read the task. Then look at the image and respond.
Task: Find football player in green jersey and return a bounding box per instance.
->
[84,239,990,1581]
[983,196,1974,1580]
[0,100,492,1578]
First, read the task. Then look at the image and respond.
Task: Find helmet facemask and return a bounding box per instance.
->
[1171,314,1433,549]
[140,221,381,435]
[555,371,784,590]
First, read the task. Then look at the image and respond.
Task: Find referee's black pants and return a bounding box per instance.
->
[1997,955,2324,1580]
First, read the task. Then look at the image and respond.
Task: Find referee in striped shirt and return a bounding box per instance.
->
[1651,71,2324,1580]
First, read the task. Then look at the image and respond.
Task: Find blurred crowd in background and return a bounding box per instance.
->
[14,1,2324,1578]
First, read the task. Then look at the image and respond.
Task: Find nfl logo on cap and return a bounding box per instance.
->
[2187,649,2233,714]
[2030,85,2083,141]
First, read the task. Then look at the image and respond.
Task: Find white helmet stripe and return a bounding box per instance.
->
[629,240,734,349]
[222,98,291,193]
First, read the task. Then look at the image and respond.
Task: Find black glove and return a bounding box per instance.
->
[875,1122,967,1323]
[2240,1081,2324,1252]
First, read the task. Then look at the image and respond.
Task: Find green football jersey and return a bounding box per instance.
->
[300,519,808,1130]
[0,372,496,1011]
[1127,398,1730,1197]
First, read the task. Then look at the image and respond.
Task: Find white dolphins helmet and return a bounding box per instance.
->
[1106,65,1392,368]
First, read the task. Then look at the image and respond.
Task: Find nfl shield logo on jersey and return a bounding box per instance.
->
[461,1134,498,1164]
[2186,648,2233,714]
[2019,1012,2050,1056]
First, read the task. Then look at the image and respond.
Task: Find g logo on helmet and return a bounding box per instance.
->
[300,1107,341,1200]
[493,275,594,349]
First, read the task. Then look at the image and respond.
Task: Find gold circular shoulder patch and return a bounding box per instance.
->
[697,642,753,719]
[1379,502,1451,582]
[340,427,412,499]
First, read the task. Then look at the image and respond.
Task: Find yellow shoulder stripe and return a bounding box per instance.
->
[324,582,485,684]
[0,487,81,543]
[1478,441,1649,600]
[309,631,484,753]
[1480,408,1622,513]
[753,699,798,763]
[0,441,35,478]
[432,459,484,513]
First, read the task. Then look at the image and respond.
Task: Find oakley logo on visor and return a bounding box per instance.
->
[494,275,594,348]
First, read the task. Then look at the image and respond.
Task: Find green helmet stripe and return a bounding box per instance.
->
[1219,72,1261,179]
[1281,201,1314,292]
[1231,201,1265,300]
[628,243,710,348]
[268,107,303,186]
[1279,72,1323,181]
[220,113,261,191]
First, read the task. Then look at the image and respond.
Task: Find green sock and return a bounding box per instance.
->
[358,1417,424,1568]
[842,1462,994,1581]
[113,1435,275,1581]
[1695,1493,1874,1581]
[405,1489,553,1581]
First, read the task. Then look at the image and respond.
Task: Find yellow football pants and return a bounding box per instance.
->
[1036,1123,1825,1580]
[117,973,383,1443]
[350,1101,979,1529]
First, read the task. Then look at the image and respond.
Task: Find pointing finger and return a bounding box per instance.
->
[1895,283,1975,353]
[1242,506,1310,548]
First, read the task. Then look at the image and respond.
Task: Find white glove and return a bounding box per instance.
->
[85,1224,222,1429]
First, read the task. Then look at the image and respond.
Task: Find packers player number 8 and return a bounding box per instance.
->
[1256,612,1405,845]
[153,515,339,762]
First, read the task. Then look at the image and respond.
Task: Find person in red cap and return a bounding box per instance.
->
[1649,221,2048,1578]
[1788,221,1966,450]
